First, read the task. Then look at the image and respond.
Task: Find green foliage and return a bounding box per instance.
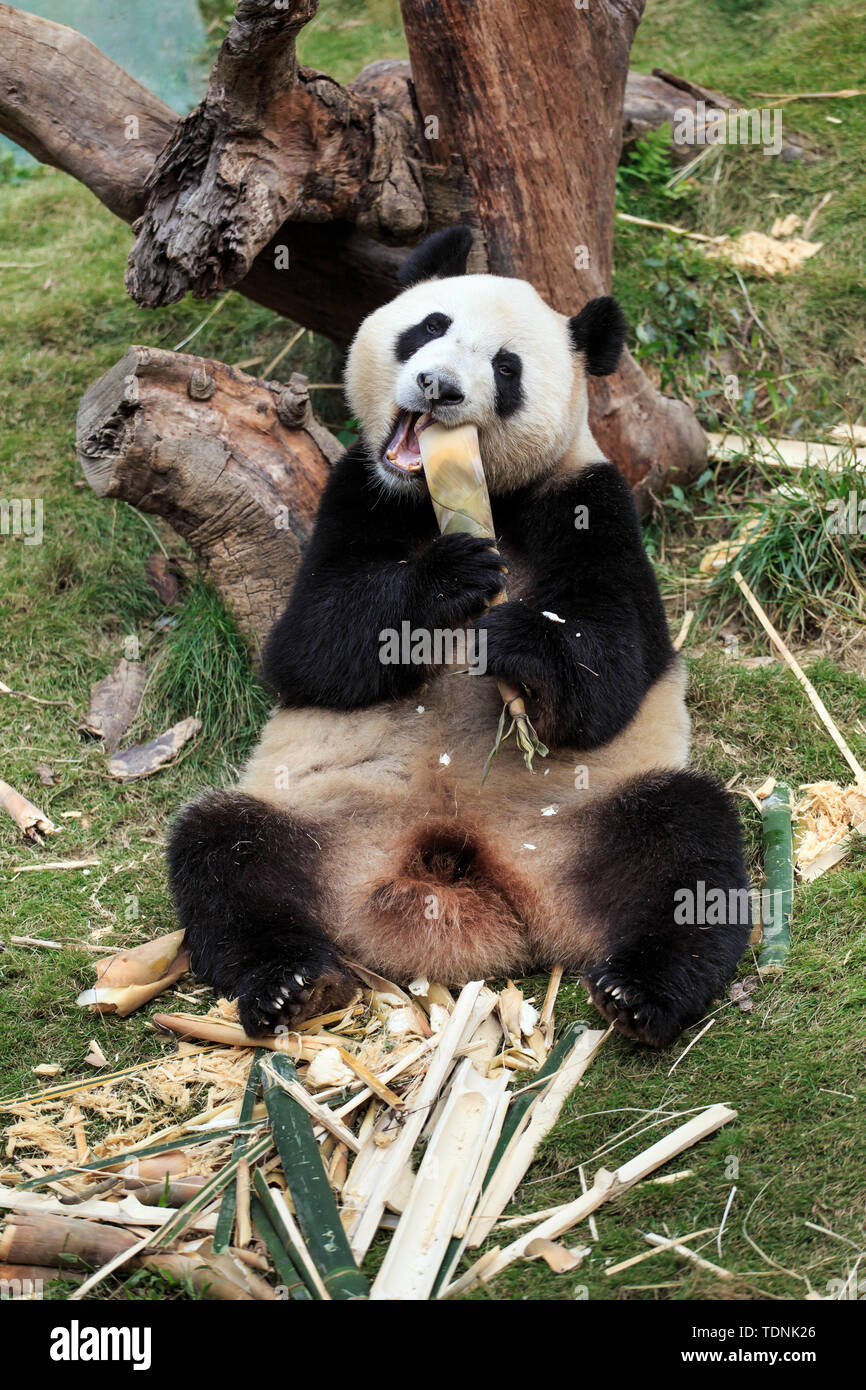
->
[616,127,693,211]
[144,581,271,772]
[707,461,866,637]
[0,151,48,186]
[613,0,866,437]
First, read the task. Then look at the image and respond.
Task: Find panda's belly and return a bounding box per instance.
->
[237,657,691,831]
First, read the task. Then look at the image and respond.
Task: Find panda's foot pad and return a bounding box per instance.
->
[238,964,358,1038]
[585,965,682,1048]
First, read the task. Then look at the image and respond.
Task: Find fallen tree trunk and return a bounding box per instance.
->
[76,348,338,647]
[624,68,816,163]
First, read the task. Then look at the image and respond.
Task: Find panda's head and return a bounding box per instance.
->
[345,226,627,495]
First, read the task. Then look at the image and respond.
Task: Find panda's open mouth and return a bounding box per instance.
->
[383,411,434,474]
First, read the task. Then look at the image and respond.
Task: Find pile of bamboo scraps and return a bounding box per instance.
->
[793,781,866,880]
[0,973,738,1301]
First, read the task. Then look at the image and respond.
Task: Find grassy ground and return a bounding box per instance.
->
[1,0,864,1301]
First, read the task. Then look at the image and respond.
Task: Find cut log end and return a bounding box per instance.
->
[76,348,338,647]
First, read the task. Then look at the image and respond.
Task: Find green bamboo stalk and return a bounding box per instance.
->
[262,1054,368,1300]
[250,1194,313,1300]
[212,1049,264,1254]
[252,1169,324,1300]
[758,783,794,971]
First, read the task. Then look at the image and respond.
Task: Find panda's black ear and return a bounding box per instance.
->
[397,226,474,287]
[568,297,627,376]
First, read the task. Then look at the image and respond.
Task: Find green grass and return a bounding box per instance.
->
[1,0,865,1302]
[614,0,866,435]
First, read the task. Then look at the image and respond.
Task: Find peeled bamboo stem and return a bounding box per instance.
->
[443,1103,737,1296]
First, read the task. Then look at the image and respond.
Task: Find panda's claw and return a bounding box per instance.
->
[584,964,683,1048]
[238,960,358,1038]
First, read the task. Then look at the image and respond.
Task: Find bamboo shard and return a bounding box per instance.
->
[418,422,548,778]
[443,1103,737,1296]
[733,570,866,786]
[342,980,485,1262]
[466,1027,608,1247]
[262,1054,368,1300]
[370,1059,509,1301]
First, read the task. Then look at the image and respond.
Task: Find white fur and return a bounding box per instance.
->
[345,274,601,494]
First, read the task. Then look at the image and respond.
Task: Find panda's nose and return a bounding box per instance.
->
[417,371,464,405]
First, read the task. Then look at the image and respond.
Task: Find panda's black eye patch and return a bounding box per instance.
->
[395,313,452,363]
[492,349,523,418]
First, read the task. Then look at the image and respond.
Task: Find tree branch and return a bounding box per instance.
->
[0,2,176,222]
[125,0,427,306]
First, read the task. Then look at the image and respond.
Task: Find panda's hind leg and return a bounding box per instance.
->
[576,769,750,1047]
[166,791,356,1036]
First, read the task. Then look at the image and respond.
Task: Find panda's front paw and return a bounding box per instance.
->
[419,532,506,624]
[474,602,548,690]
[237,959,358,1037]
[584,964,689,1048]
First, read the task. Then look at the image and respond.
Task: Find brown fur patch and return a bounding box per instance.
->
[357,820,533,982]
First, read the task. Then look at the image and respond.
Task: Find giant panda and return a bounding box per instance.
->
[167,225,750,1048]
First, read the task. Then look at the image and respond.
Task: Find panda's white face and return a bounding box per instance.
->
[345,274,599,495]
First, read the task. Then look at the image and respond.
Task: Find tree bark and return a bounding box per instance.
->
[126,0,428,306]
[398,0,705,493]
[76,347,338,647]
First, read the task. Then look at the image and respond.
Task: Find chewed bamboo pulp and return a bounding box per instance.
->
[418,422,548,776]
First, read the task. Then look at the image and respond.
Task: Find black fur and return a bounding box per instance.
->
[398,226,474,287]
[491,349,523,417]
[579,769,751,1046]
[166,792,356,1036]
[264,451,671,744]
[568,296,627,376]
[261,445,505,708]
[480,462,674,748]
[395,312,452,364]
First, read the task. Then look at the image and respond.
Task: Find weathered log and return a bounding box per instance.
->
[76,348,338,647]
[624,69,816,163]
[126,0,428,307]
